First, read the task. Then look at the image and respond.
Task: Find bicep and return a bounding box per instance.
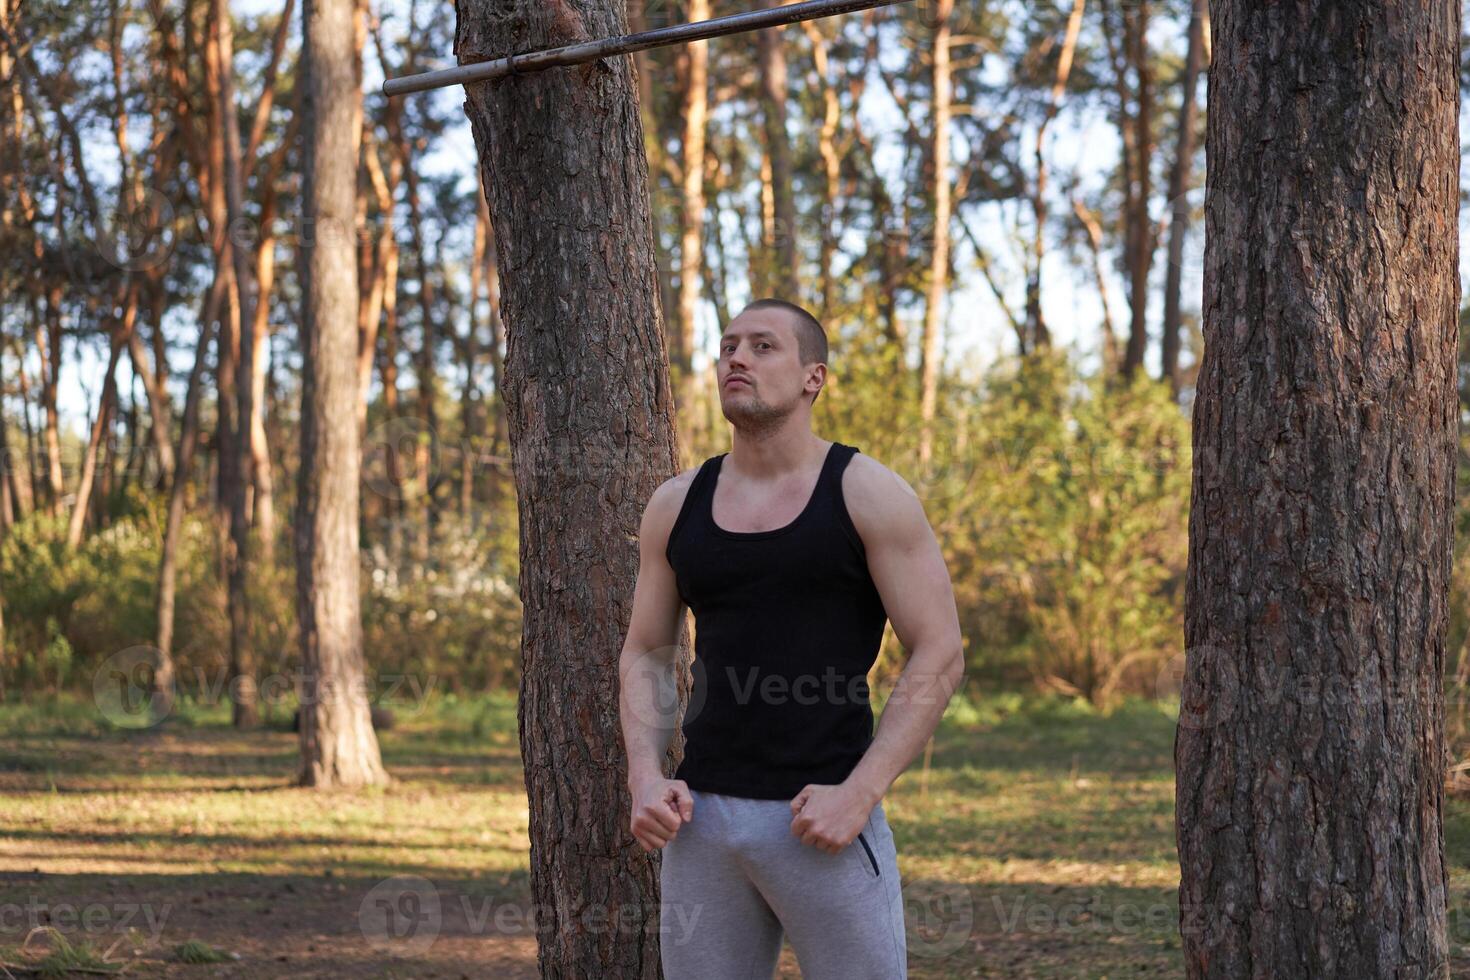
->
[860,482,962,657]
[623,493,687,658]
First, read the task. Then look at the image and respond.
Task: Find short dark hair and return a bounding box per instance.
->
[740,298,828,404]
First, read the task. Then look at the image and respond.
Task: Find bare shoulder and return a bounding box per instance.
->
[640,463,702,543]
[840,451,932,546]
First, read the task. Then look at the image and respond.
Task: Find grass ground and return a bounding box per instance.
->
[0,690,1467,978]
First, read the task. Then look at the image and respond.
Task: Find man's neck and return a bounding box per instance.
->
[726,426,828,481]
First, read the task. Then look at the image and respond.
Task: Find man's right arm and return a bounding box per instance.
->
[619,470,696,850]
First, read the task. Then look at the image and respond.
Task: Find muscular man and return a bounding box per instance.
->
[618,298,966,979]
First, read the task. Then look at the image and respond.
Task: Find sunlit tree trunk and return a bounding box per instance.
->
[1176,0,1458,973]
[918,0,952,470]
[296,0,389,788]
[1026,0,1084,353]
[1160,0,1207,396]
[674,0,708,469]
[456,0,683,972]
[66,287,138,548]
[756,0,798,300]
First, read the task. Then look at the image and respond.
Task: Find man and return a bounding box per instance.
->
[618,298,966,980]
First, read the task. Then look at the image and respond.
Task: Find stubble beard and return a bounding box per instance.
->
[722,388,793,440]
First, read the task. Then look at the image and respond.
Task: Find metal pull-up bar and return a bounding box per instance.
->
[382,0,915,98]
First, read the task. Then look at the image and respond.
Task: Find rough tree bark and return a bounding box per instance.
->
[1175,0,1459,975]
[296,0,389,788]
[455,0,683,974]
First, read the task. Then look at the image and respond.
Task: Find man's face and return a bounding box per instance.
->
[716,309,820,430]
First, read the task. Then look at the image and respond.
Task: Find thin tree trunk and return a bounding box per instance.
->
[127,328,177,488]
[14,328,40,515]
[201,5,248,724]
[1117,0,1154,380]
[455,0,683,972]
[1159,0,1206,396]
[1028,0,1085,352]
[1175,0,1458,973]
[755,151,774,296]
[154,280,225,719]
[756,0,798,299]
[918,0,953,471]
[625,0,678,359]
[242,105,296,564]
[674,0,708,469]
[358,120,400,437]
[403,150,439,567]
[297,0,389,788]
[800,16,842,322]
[38,288,63,517]
[0,341,16,531]
[1072,196,1120,373]
[704,151,732,331]
[214,0,259,728]
[247,199,277,565]
[67,286,139,549]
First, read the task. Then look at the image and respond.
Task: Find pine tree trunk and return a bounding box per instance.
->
[67,286,138,549]
[675,0,708,470]
[296,0,388,789]
[1160,0,1206,396]
[154,278,224,720]
[455,0,681,974]
[1175,0,1459,974]
[1028,0,1084,353]
[213,0,261,727]
[38,289,63,517]
[756,0,798,299]
[918,0,952,470]
[127,328,177,489]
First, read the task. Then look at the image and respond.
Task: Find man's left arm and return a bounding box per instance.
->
[841,458,966,806]
[789,457,966,851]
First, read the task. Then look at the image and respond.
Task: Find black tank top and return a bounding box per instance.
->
[664,441,888,800]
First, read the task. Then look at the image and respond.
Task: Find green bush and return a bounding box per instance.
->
[954,349,1190,707]
[362,506,522,695]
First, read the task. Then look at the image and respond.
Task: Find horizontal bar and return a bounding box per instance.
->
[383,0,915,98]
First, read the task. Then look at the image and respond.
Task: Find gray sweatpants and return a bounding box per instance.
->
[658,788,907,979]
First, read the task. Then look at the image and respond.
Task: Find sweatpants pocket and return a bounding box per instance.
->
[856,831,881,877]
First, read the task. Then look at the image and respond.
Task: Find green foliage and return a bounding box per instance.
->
[173,939,235,963]
[0,340,1180,711]
[362,507,522,695]
[816,331,1190,707]
[0,926,126,976]
[0,511,155,692]
[961,349,1191,707]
